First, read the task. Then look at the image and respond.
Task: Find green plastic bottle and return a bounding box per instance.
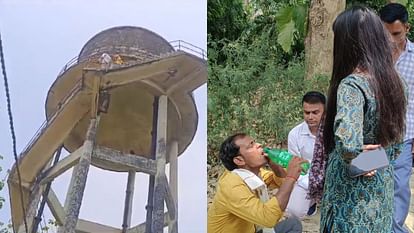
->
[263,147,310,175]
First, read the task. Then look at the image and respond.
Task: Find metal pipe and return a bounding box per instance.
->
[121,171,136,232]
[145,96,159,233]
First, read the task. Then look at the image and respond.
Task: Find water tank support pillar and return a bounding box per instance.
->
[17,178,45,233]
[31,145,63,233]
[145,95,159,233]
[18,146,60,233]
[58,116,100,233]
[168,140,178,233]
[122,170,136,232]
[17,188,42,233]
[151,95,168,233]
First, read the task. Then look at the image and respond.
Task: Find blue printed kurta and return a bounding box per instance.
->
[320,75,403,233]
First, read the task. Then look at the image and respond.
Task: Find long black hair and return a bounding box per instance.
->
[324,6,406,153]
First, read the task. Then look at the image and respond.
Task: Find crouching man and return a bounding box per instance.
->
[208,133,304,233]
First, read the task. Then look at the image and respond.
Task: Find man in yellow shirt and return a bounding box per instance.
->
[208,133,304,233]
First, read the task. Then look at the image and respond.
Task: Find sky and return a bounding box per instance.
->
[0,0,207,232]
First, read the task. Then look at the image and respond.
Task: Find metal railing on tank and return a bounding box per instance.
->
[169,40,206,60]
[20,80,83,158]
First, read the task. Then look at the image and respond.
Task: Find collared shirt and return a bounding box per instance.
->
[207,169,284,233]
[396,39,414,140]
[288,121,316,162]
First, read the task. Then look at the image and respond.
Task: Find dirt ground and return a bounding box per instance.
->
[207,166,414,232]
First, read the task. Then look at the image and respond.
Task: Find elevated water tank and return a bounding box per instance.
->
[44,26,205,171]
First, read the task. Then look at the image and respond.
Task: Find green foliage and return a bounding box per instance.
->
[348,0,414,40]
[208,34,329,165]
[207,0,414,171]
[0,222,12,233]
[207,0,249,64]
[243,0,308,55]
[0,156,60,233]
[275,4,308,53]
[207,0,328,166]
[406,1,414,40]
[275,7,296,53]
[207,0,248,42]
[208,0,309,64]
[209,0,414,63]
[0,155,4,210]
[348,0,408,9]
[40,219,58,232]
[0,155,9,233]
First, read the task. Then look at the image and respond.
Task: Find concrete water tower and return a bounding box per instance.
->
[7,26,206,233]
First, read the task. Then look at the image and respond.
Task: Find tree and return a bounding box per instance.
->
[276,4,307,53]
[304,0,413,79]
[208,0,248,42]
[305,0,345,79]
[0,155,12,233]
[0,156,60,233]
[0,156,4,210]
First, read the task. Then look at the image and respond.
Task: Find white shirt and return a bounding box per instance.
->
[288,121,316,189]
[288,121,316,162]
[99,53,112,64]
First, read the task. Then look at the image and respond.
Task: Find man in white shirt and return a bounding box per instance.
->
[286,91,325,219]
[99,53,113,70]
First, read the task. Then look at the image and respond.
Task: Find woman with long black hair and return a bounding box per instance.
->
[320,6,407,232]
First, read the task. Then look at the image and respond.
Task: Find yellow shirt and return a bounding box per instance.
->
[207,168,284,233]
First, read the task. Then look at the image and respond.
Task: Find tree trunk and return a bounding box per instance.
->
[305,0,345,80]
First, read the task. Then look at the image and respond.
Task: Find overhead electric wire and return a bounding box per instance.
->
[0,31,29,233]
